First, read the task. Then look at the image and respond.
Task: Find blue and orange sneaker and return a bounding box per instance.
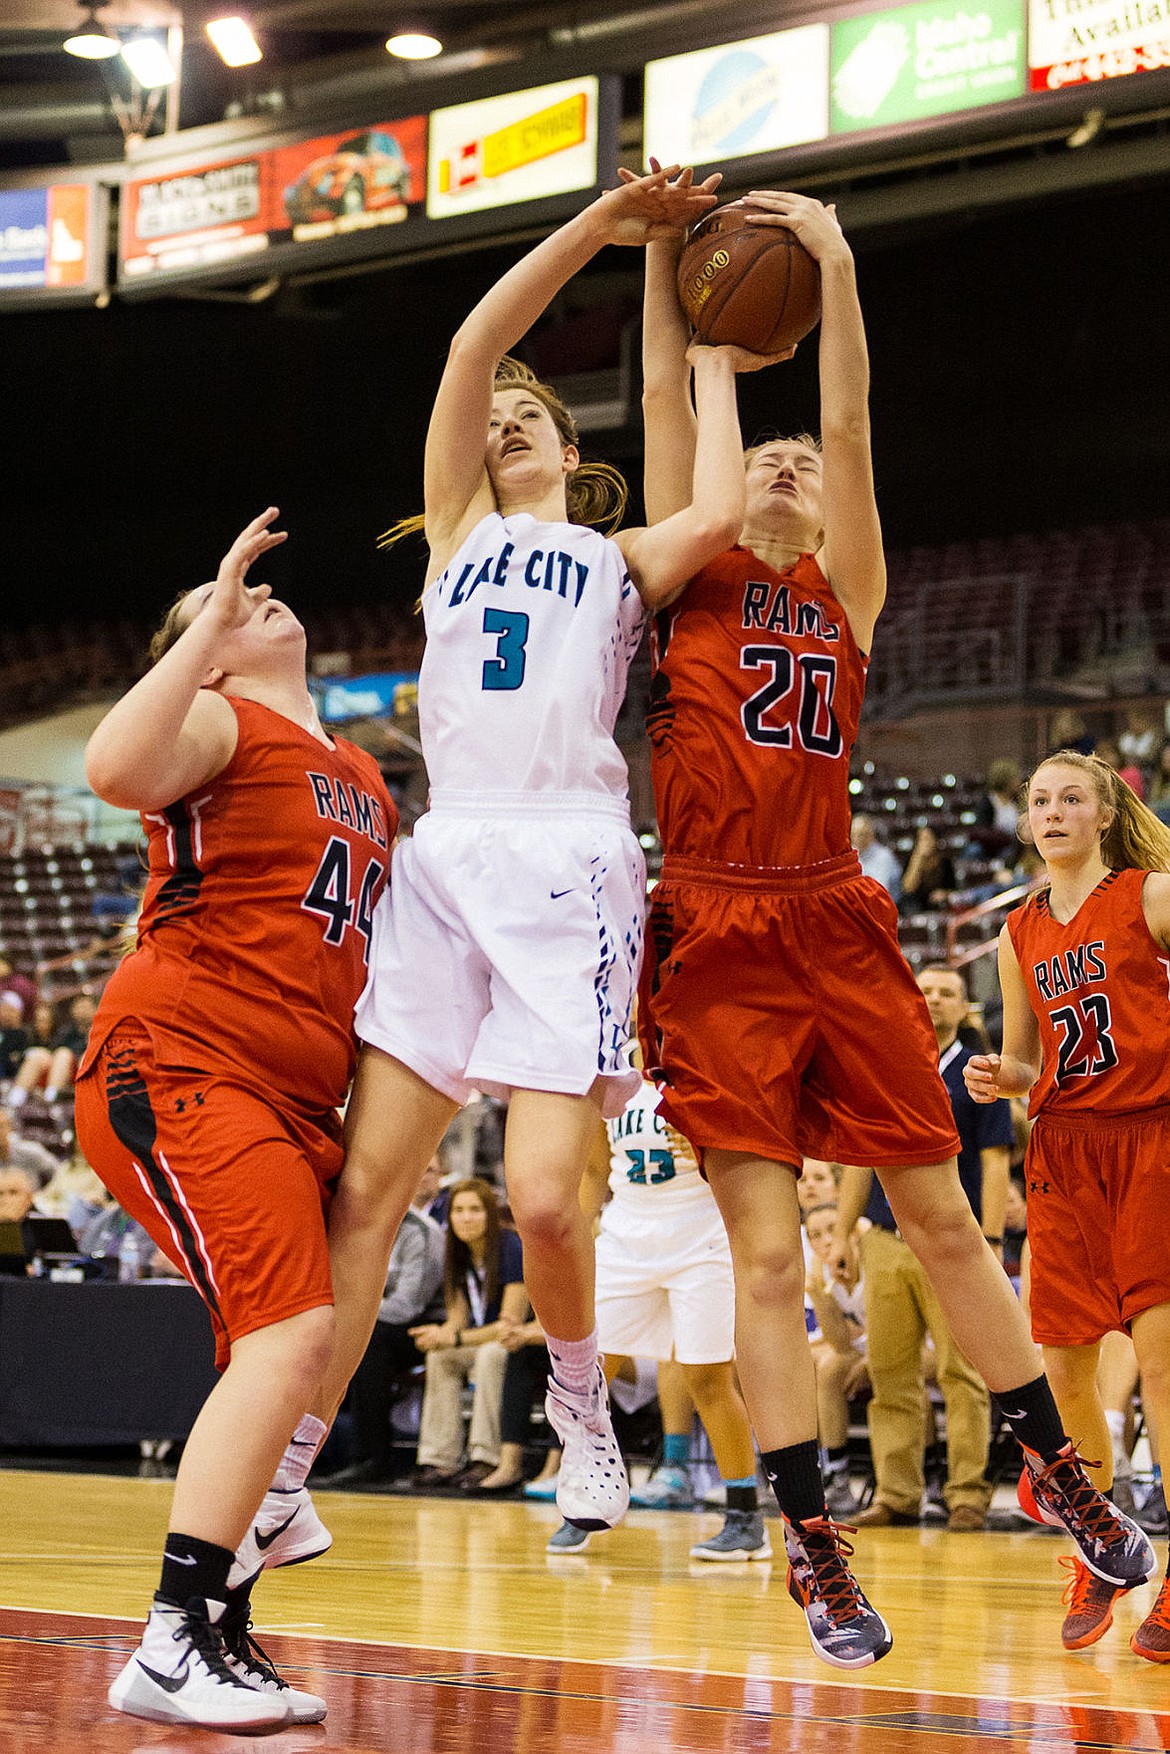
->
[784,1515,893,1669]
[1022,1444,1155,1588]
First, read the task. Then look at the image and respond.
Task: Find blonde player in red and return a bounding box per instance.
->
[75,509,397,1732]
[637,187,1153,1669]
[966,751,1170,1660]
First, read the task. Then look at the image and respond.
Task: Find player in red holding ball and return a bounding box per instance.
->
[637,187,1154,1669]
[966,751,1170,1660]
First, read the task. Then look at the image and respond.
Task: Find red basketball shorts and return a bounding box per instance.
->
[1024,1104,1170,1347]
[74,1026,341,1370]
[638,851,960,1171]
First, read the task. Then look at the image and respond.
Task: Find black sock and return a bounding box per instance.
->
[761,1440,826,1525]
[727,1483,758,1514]
[993,1375,1067,1463]
[158,1533,234,1609]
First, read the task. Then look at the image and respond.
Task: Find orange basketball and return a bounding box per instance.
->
[677,204,822,355]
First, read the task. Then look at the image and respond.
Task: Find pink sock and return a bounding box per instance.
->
[272,1415,328,1492]
[546,1331,599,1396]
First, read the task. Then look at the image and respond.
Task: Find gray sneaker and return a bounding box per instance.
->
[824,1470,859,1520]
[547,1520,592,1553]
[630,1465,693,1509]
[690,1509,772,1561]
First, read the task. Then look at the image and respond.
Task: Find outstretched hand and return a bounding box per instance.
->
[686,340,797,373]
[601,163,720,244]
[206,507,287,632]
[739,190,851,265]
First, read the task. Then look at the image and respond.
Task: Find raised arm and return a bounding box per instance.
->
[423,168,718,569]
[618,344,755,610]
[641,233,698,526]
[742,193,885,652]
[84,509,285,813]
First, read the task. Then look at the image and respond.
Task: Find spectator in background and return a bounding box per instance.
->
[1119,709,1160,787]
[0,994,30,1081]
[8,991,97,1108]
[834,964,1014,1532]
[1147,742,1170,825]
[1003,1174,1028,1283]
[850,813,901,900]
[323,1159,447,1489]
[0,1163,41,1226]
[1048,709,1094,756]
[0,956,36,1016]
[972,758,1022,856]
[1095,737,1145,797]
[0,1107,63,1187]
[899,825,957,915]
[803,1200,869,1518]
[410,1178,527,1489]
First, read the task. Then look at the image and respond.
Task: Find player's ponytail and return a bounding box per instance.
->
[1024,749,1170,875]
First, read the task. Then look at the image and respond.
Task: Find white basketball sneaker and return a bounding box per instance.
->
[220,1596,327,1724]
[545,1365,629,1531]
[108,1596,291,1729]
[227,1486,332,1593]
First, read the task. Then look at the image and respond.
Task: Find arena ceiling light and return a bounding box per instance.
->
[63,1,121,60]
[206,16,262,66]
[386,28,443,59]
[120,31,178,86]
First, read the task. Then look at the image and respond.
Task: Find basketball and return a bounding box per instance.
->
[677,204,822,355]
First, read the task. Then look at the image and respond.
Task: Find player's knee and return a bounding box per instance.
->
[508,1188,579,1254]
[738,1239,804,1310]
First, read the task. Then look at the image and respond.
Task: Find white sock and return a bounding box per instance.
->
[7,1087,27,1108]
[272,1414,328,1492]
[546,1331,600,1396]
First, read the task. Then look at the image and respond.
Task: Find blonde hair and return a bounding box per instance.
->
[1023,749,1170,874]
[379,355,629,552]
[743,430,822,470]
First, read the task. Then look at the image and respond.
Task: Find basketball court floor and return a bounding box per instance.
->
[2,1468,1168,1751]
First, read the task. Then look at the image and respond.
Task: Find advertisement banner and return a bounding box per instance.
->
[0,184,93,291]
[427,78,599,218]
[643,27,830,167]
[1028,0,1170,88]
[830,0,1026,131]
[120,116,427,279]
[312,672,419,723]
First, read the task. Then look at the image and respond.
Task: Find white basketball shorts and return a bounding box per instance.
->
[594,1190,736,1363]
[356,791,644,1119]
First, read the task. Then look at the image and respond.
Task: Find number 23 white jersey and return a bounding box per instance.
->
[420,512,645,802]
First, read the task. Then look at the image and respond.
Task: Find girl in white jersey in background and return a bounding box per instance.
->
[318,167,775,1536]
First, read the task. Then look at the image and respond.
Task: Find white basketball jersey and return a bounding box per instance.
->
[605,1079,705,1208]
[420,512,645,801]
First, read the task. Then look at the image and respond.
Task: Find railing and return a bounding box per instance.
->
[945,878,1044,968]
[0,781,139,854]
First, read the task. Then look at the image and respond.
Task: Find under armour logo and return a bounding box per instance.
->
[175,1099,185,1113]
[1028,1179,1050,1195]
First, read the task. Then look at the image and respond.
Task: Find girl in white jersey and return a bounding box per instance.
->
[315,168,775,1537]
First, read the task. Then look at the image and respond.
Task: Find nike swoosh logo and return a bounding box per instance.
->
[290,1438,317,1448]
[254,1509,299,1550]
[137,1659,190,1693]
[170,1553,198,1566]
[1000,1408,1028,1421]
[550,888,572,900]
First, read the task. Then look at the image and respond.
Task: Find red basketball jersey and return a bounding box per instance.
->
[1006,867,1170,1119]
[648,547,867,868]
[81,696,397,1115]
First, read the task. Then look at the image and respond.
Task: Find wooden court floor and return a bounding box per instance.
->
[2,1468,1169,1752]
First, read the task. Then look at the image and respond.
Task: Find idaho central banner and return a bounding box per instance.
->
[830,0,1026,132]
[120,116,427,280]
[1028,0,1170,88]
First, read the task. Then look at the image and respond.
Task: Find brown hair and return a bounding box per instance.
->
[1022,749,1170,874]
[443,1176,505,1316]
[379,356,629,552]
[148,590,197,666]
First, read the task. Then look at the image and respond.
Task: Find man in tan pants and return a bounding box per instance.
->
[831,967,1014,1531]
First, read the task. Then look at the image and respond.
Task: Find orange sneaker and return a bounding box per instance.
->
[1059,1555,1125,1650]
[1131,1573,1170,1663]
